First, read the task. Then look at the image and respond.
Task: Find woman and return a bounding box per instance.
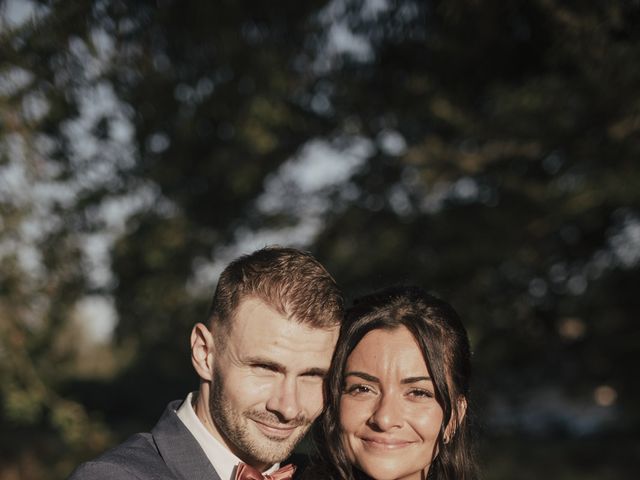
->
[307,286,476,480]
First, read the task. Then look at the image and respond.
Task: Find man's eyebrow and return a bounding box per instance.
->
[301,367,329,377]
[244,356,285,372]
[244,357,328,376]
[344,371,379,383]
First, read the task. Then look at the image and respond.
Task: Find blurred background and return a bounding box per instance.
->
[1,0,639,478]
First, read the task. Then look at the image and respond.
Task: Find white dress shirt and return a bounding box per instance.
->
[176,392,281,480]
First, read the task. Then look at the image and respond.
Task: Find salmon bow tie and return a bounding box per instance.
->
[235,463,296,480]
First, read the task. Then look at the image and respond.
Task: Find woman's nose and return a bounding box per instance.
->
[368,393,403,431]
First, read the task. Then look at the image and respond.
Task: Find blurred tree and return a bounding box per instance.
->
[1,0,639,479]
[310,0,640,436]
[0,1,121,477]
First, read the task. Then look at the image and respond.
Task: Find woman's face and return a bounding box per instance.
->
[339,326,444,480]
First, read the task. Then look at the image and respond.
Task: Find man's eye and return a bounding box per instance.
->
[253,364,276,372]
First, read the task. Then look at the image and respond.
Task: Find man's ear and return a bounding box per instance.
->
[444,395,467,443]
[191,322,215,381]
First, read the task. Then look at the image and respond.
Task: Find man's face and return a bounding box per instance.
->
[209,297,338,469]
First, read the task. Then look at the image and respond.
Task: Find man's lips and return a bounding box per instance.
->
[251,419,299,439]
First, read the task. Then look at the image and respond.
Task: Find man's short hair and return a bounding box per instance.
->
[208,246,343,330]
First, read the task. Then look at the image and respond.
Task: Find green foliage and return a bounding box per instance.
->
[1,0,639,478]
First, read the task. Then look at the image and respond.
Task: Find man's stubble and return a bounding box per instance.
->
[209,368,311,466]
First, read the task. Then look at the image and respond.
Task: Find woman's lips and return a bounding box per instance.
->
[359,436,414,450]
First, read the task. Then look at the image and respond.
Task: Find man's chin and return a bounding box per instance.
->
[246,424,308,463]
[244,442,297,467]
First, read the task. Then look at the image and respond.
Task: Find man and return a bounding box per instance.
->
[70,246,343,480]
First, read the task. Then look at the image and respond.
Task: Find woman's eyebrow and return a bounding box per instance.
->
[401,376,432,384]
[344,372,433,384]
[344,371,379,383]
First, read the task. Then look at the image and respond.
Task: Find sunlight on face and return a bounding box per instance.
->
[340,327,443,480]
[210,297,338,469]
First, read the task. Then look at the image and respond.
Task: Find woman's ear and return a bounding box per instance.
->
[191,322,215,381]
[444,396,467,443]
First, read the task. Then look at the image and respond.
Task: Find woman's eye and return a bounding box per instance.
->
[345,384,374,395]
[408,388,434,399]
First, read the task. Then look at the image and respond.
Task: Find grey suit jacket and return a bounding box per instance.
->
[69,400,222,480]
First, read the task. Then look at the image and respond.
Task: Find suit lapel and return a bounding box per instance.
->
[152,401,223,480]
[283,452,310,480]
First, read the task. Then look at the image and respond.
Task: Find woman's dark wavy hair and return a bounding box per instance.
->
[309,285,477,480]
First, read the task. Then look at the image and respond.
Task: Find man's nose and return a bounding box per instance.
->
[368,393,403,431]
[265,377,302,422]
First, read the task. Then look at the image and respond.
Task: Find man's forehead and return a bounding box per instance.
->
[232,317,337,346]
[225,307,337,364]
[230,296,339,335]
